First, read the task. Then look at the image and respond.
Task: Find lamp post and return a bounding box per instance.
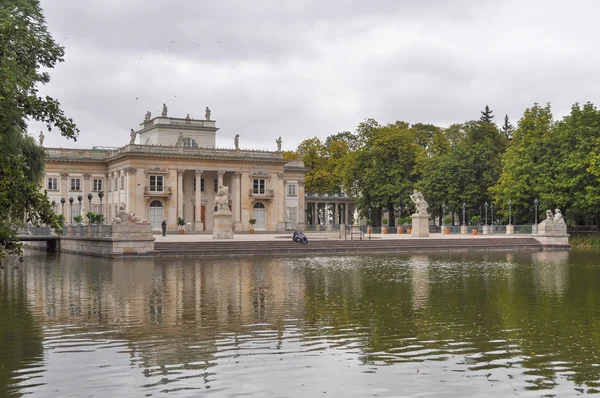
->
[490,204,494,228]
[508,200,512,225]
[68,197,74,225]
[484,202,488,226]
[462,202,466,226]
[61,197,65,217]
[87,193,93,212]
[51,200,56,214]
[98,191,104,221]
[534,198,539,224]
[368,208,372,240]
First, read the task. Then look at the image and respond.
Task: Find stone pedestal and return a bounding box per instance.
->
[351,224,361,240]
[410,214,430,237]
[461,225,468,234]
[233,221,243,232]
[213,211,233,239]
[482,225,491,235]
[506,224,514,234]
[194,221,204,232]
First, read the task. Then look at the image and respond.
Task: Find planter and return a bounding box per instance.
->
[367,227,373,234]
[382,227,388,234]
[444,228,450,234]
[407,228,412,234]
[249,228,255,234]
[397,227,403,234]
[178,228,185,234]
[472,229,478,235]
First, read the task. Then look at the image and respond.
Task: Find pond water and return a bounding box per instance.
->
[1,249,600,397]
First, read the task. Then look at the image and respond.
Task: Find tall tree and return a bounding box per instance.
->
[501,114,515,140]
[0,0,79,259]
[480,105,494,123]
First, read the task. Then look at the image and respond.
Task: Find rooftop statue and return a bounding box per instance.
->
[276,136,282,152]
[234,134,239,150]
[176,132,184,146]
[161,103,168,117]
[205,107,211,120]
[39,131,44,146]
[145,111,151,120]
[129,128,136,144]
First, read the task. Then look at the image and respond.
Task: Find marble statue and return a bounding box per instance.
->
[353,207,359,226]
[545,210,553,222]
[176,132,184,146]
[410,189,429,215]
[129,128,136,144]
[205,107,211,120]
[276,136,282,152]
[145,111,151,120]
[161,103,168,117]
[39,131,44,146]
[234,134,239,150]
[214,185,230,213]
[112,204,130,223]
[128,212,143,223]
[554,209,565,224]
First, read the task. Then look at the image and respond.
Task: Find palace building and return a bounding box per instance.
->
[42,107,307,232]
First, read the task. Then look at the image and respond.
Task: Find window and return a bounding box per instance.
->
[113,177,118,191]
[120,175,125,190]
[287,206,297,228]
[287,183,297,197]
[201,178,205,192]
[70,203,81,223]
[91,204,102,215]
[214,179,218,192]
[253,179,266,194]
[193,178,196,192]
[52,202,59,214]
[93,179,103,192]
[47,177,58,191]
[149,175,164,192]
[70,178,81,191]
[182,137,198,148]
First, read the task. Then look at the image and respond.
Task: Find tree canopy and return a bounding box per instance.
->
[0,0,78,259]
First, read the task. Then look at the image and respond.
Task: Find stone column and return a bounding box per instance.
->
[217,170,224,188]
[334,202,339,226]
[127,168,137,215]
[297,181,306,230]
[233,172,243,231]
[344,203,349,226]
[312,202,316,227]
[177,169,184,220]
[277,173,285,232]
[60,173,69,216]
[195,170,203,231]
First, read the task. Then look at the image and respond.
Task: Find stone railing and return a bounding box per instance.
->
[108,145,285,160]
[45,148,113,160]
[249,189,275,199]
[144,186,173,197]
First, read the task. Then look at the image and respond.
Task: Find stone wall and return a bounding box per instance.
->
[60,223,155,258]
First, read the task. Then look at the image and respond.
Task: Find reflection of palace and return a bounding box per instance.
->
[41,110,306,232]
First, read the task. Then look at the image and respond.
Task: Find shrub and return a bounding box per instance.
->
[177,217,185,227]
[443,216,452,225]
[73,215,83,224]
[470,215,481,225]
[249,218,257,225]
[381,218,388,226]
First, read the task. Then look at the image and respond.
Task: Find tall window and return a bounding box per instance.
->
[149,175,164,192]
[47,177,58,191]
[113,177,118,191]
[71,203,81,223]
[70,178,81,191]
[253,179,266,194]
[201,178,205,192]
[287,206,297,228]
[182,137,198,148]
[93,179,103,192]
[214,179,218,192]
[287,183,297,197]
[120,175,125,190]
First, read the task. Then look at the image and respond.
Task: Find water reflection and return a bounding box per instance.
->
[0,250,599,396]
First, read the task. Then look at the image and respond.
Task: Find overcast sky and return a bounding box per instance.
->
[32,0,600,151]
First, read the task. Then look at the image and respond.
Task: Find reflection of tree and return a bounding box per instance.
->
[0,262,43,397]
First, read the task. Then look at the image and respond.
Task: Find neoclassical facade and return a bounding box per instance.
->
[42,110,307,232]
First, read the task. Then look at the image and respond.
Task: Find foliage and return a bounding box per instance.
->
[281,150,298,160]
[56,214,65,228]
[470,215,481,225]
[366,219,373,226]
[0,0,78,258]
[73,215,83,224]
[177,217,185,226]
[86,211,103,225]
[249,218,257,225]
[381,218,388,226]
[501,114,515,140]
[480,105,494,123]
[443,216,452,225]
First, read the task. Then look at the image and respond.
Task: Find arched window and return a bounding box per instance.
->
[182,137,198,148]
[145,138,153,145]
[253,202,266,229]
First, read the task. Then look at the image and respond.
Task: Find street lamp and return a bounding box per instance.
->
[508,200,512,225]
[534,198,539,224]
[490,204,494,227]
[68,197,74,225]
[462,202,466,226]
[60,197,65,217]
[98,191,104,221]
[87,192,93,212]
[484,202,488,226]
[51,200,56,214]
[368,208,372,240]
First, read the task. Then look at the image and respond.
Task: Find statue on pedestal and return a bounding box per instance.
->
[129,128,137,144]
[145,111,151,121]
[205,107,211,120]
[214,186,230,213]
[409,189,429,216]
[276,136,282,152]
[161,103,168,117]
[353,207,359,226]
[234,134,239,150]
[113,204,130,223]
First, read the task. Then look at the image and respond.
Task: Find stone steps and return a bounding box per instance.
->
[154,238,542,256]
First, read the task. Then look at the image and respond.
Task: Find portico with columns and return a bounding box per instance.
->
[305,193,356,229]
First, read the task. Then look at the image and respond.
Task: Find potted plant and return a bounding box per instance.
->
[470,216,481,235]
[405,216,412,234]
[249,218,257,233]
[443,216,452,234]
[73,215,83,225]
[177,217,185,234]
[381,218,389,234]
[367,219,373,234]
[86,211,96,226]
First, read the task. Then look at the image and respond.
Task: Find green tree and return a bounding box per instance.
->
[480,105,494,123]
[0,0,78,259]
[501,114,515,140]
